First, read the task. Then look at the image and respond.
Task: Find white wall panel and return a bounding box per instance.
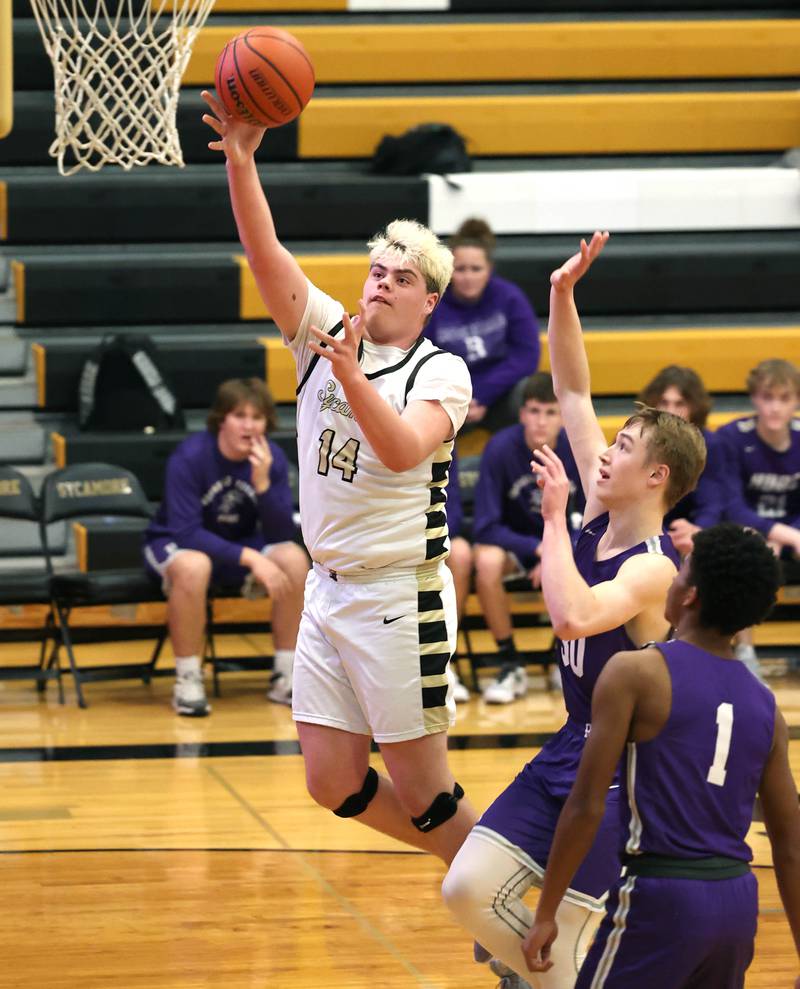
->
[428,168,800,234]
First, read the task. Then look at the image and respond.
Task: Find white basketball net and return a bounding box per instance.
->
[28,0,216,175]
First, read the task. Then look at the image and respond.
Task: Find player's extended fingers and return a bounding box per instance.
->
[208,140,225,152]
[341,310,356,346]
[200,89,228,119]
[588,230,610,259]
[202,113,225,136]
[308,324,339,348]
[532,444,562,472]
[306,340,335,361]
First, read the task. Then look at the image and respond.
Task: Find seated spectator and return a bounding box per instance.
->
[444,450,473,704]
[637,365,727,554]
[143,378,309,717]
[424,217,540,430]
[472,373,584,704]
[717,358,800,678]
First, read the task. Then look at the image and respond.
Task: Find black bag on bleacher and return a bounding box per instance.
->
[371,123,472,176]
[78,333,185,432]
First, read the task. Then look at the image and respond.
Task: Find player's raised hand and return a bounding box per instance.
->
[201,90,266,165]
[531,444,571,521]
[307,306,365,388]
[550,231,609,293]
[521,918,558,973]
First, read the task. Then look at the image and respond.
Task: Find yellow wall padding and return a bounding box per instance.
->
[260,337,297,403]
[298,92,800,158]
[32,343,46,408]
[539,326,800,395]
[237,252,367,320]
[12,260,24,324]
[0,0,11,140]
[208,0,344,11]
[186,20,800,86]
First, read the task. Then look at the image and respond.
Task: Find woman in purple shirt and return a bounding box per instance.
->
[424,218,540,429]
[143,378,309,717]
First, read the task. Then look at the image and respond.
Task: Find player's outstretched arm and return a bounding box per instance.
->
[522,654,638,973]
[548,232,609,502]
[760,710,800,966]
[201,90,308,339]
[532,444,675,641]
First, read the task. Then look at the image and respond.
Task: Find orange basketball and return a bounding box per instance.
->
[215,28,315,128]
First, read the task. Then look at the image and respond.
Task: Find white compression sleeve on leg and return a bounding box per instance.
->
[442,831,601,988]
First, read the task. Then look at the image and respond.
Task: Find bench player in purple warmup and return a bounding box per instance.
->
[442,232,707,989]
[524,523,800,989]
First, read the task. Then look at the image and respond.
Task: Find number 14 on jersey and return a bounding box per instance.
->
[318,429,361,483]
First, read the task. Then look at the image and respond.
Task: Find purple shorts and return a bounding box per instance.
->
[143,534,269,591]
[477,718,621,903]
[577,871,757,988]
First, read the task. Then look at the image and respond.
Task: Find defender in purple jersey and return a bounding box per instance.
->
[143,378,309,717]
[442,233,707,988]
[524,524,800,989]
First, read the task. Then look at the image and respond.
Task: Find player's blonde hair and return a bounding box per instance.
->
[367,219,454,297]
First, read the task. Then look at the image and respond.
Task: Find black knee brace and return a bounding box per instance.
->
[333,766,379,818]
[412,782,465,833]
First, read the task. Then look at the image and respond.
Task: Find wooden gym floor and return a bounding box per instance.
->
[0,637,798,988]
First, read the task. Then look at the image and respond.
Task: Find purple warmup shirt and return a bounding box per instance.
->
[664,428,727,529]
[472,424,584,565]
[424,274,539,407]
[717,416,800,535]
[144,430,296,569]
[560,514,680,727]
[622,639,776,862]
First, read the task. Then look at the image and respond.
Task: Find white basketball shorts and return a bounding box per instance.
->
[292,561,458,743]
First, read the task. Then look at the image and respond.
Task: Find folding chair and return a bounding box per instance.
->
[204,581,275,698]
[0,466,64,701]
[40,462,167,708]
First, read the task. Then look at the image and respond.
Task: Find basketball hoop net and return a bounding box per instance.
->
[28,0,215,175]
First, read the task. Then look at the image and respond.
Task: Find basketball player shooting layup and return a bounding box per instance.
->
[523,523,800,989]
[202,91,479,865]
[442,233,707,987]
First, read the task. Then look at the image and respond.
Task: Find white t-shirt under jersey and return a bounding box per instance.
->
[288,281,472,575]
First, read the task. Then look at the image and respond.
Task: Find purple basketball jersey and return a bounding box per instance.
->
[622,639,776,862]
[558,514,680,727]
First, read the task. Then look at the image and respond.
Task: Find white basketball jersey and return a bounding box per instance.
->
[288,282,471,575]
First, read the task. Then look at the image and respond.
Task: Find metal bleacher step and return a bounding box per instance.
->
[0,411,46,463]
[0,329,28,375]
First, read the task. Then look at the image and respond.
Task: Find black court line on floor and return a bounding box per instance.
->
[0,848,781,872]
[0,732,552,763]
[0,725,796,763]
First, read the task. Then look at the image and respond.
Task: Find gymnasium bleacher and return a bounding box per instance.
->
[1,0,800,698]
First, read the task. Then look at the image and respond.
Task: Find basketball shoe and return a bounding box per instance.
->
[482,663,528,704]
[173,669,211,717]
[267,672,292,706]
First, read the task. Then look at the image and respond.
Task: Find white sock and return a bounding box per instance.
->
[175,655,202,678]
[273,649,294,679]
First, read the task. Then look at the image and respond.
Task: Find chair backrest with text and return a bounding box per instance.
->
[0,465,38,523]
[40,463,152,569]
